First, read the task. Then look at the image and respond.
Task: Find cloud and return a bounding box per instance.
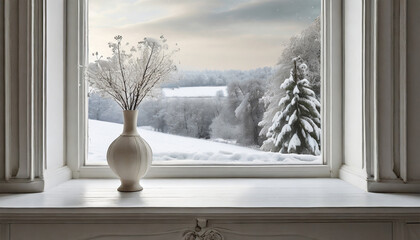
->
[119,0,320,35]
[89,0,320,70]
[219,0,320,23]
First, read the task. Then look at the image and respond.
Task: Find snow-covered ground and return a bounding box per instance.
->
[88,119,321,165]
[162,86,227,98]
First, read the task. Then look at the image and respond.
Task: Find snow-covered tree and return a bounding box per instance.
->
[210,77,267,145]
[88,93,113,120]
[138,99,168,132]
[262,57,321,155]
[88,92,123,123]
[259,17,320,139]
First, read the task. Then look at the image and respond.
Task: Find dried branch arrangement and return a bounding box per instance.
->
[87,35,178,110]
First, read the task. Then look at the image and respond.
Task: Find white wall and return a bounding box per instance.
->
[46,0,66,171]
[343,0,364,170]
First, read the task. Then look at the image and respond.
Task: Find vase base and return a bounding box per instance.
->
[117,184,143,192]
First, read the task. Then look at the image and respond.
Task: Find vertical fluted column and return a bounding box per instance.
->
[0,0,45,193]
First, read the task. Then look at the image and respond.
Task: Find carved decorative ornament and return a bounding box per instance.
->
[183,218,224,240]
[183,229,224,240]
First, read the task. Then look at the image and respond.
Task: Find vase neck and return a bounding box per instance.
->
[122,110,139,135]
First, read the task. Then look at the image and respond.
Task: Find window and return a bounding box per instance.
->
[67,0,342,178]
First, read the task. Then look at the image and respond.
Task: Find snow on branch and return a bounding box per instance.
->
[261,57,321,155]
[86,35,179,110]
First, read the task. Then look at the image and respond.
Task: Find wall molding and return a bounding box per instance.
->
[0,0,4,182]
[0,216,410,240]
[0,179,44,193]
[341,0,413,192]
[0,0,46,192]
[373,0,408,184]
[362,0,378,182]
[368,180,420,193]
[0,224,9,240]
[397,0,407,183]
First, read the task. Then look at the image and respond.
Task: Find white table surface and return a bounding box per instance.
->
[1,179,420,215]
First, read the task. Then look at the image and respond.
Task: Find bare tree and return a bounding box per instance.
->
[87,35,179,110]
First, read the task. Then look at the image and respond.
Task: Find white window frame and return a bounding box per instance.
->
[66,0,342,179]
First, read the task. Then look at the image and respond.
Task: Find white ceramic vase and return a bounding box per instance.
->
[106,110,152,192]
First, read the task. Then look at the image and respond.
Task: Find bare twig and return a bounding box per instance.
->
[87,35,178,110]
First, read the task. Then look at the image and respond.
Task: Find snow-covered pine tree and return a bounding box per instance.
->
[262,57,321,155]
[259,17,320,142]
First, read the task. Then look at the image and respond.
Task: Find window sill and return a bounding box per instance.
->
[1,178,420,217]
[76,165,332,178]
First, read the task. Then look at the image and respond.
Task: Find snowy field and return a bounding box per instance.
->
[162,86,227,98]
[88,119,321,165]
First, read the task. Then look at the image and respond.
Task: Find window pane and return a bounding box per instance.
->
[87,0,322,165]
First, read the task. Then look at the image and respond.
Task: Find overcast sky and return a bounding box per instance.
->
[89,0,320,70]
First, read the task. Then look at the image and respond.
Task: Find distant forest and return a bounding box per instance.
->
[161,67,273,88]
